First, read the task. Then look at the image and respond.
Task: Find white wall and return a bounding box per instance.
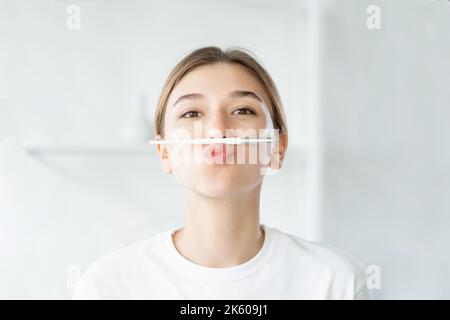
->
[0,0,311,298]
[319,0,450,299]
[2,0,447,300]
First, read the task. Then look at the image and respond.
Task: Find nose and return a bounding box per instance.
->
[204,113,229,140]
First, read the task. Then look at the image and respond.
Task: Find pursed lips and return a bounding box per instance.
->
[203,143,235,162]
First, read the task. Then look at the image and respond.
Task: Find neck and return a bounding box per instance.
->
[172,184,265,268]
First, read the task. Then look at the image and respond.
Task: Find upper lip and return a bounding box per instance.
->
[203,143,234,159]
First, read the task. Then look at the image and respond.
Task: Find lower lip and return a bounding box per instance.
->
[206,146,234,163]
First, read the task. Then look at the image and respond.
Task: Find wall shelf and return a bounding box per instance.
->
[21,142,155,156]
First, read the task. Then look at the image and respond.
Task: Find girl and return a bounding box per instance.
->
[74,46,369,299]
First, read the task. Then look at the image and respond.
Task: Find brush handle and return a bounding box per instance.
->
[148,137,274,145]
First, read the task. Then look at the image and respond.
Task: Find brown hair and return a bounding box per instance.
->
[153,46,288,149]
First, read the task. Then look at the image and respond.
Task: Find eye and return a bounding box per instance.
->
[180,110,201,118]
[232,106,255,116]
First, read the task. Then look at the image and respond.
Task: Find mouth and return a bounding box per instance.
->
[203,143,235,163]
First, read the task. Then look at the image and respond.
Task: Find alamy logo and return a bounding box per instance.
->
[66,5,81,30]
[366,264,382,290]
[66,265,82,291]
[366,5,381,30]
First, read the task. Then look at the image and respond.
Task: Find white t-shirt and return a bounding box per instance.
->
[73,224,370,299]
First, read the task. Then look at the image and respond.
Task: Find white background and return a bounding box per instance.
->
[0,0,449,299]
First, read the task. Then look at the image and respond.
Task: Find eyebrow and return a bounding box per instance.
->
[230,90,263,103]
[172,90,263,108]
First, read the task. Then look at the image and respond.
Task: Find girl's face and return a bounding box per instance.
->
[156,63,283,198]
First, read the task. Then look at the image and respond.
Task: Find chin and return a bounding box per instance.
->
[198,189,235,199]
[200,176,237,196]
[199,176,264,199]
[174,164,264,197]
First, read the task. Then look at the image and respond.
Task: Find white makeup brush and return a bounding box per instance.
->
[148,137,275,145]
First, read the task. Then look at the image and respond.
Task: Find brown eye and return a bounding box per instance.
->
[233,107,255,116]
[181,110,200,118]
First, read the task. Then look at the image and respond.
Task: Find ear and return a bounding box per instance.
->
[269,132,287,171]
[154,134,172,175]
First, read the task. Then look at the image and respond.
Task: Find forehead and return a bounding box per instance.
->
[168,63,271,105]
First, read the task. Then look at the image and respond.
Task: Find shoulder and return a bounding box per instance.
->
[72,231,163,299]
[270,227,369,299]
[278,228,365,273]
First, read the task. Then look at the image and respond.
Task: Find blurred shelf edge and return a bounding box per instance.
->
[21,141,155,156]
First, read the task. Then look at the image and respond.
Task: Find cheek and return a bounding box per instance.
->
[235,117,268,132]
[261,109,275,131]
[163,113,194,138]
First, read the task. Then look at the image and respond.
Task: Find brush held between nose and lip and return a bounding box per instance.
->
[147,137,275,145]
